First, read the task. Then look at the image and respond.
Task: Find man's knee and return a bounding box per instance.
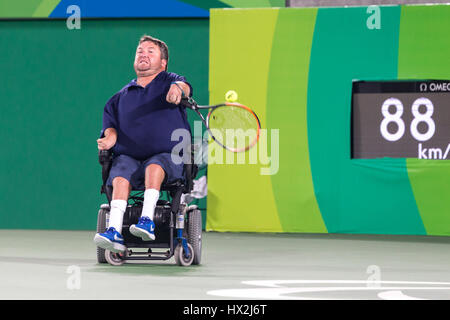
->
[112,176,132,191]
[145,163,163,172]
[144,164,166,189]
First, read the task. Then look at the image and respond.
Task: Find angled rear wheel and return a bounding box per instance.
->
[187,209,202,265]
[96,206,109,264]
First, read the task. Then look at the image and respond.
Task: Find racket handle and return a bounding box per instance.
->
[180,97,197,110]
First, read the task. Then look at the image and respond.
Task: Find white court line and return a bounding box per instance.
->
[377,290,425,300]
[207,280,450,300]
[242,280,450,287]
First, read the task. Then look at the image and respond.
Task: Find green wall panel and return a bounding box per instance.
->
[207,8,283,232]
[307,5,426,235]
[208,5,450,236]
[3,4,449,235]
[398,5,450,236]
[0,18,209,229]
[266,8,327,233]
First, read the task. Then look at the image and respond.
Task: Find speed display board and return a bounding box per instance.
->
[352,80,450,159]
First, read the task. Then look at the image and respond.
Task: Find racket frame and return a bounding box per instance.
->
[182,97,261,152]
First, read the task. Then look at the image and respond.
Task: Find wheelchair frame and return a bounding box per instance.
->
[97,148,201,266]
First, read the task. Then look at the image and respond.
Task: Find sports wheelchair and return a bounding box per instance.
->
[96,148,201,266]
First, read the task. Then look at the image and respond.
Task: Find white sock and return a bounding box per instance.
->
[141,188,160,220]
[108,199,127,234]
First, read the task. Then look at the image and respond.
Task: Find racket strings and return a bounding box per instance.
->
[208,105,260,151]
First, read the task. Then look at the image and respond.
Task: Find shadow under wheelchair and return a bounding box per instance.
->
[90,259,202,277]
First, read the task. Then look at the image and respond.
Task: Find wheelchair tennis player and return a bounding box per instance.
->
[94,35,193,253]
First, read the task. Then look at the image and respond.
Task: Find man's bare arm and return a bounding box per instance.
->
[173,81,191,97]
[167,81,191,105]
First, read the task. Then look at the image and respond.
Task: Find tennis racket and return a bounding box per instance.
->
[180,97,261,152]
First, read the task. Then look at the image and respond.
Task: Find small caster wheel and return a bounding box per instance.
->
[174,243,194,266]
[105,249,127,266]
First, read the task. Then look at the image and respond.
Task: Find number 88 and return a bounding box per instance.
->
[380,97,435,142]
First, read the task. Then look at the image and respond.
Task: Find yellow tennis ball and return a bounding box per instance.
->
[225,90,238,102]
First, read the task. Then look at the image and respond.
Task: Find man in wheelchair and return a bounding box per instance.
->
[94,35,194,255]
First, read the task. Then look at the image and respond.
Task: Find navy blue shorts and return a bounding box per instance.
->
[106,153,184,189]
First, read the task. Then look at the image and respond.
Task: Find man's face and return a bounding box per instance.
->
[134,41,166,76]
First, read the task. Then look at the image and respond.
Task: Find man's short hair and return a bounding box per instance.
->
[139,35,169,71]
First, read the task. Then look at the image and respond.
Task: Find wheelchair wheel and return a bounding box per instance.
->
[96,206,109,264]
[105,249,127,266]
[174,243,194,266]
[187,209,202,265]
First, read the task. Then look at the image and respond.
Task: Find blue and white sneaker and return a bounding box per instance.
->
[129,216,156,241]
[94,227,126,253]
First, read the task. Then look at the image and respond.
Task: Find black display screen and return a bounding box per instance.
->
[351,80,450,159]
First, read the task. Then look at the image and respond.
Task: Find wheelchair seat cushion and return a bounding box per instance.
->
[106,153,184,190]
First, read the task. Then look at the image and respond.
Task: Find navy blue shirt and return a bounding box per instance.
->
[100,71,192,160]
